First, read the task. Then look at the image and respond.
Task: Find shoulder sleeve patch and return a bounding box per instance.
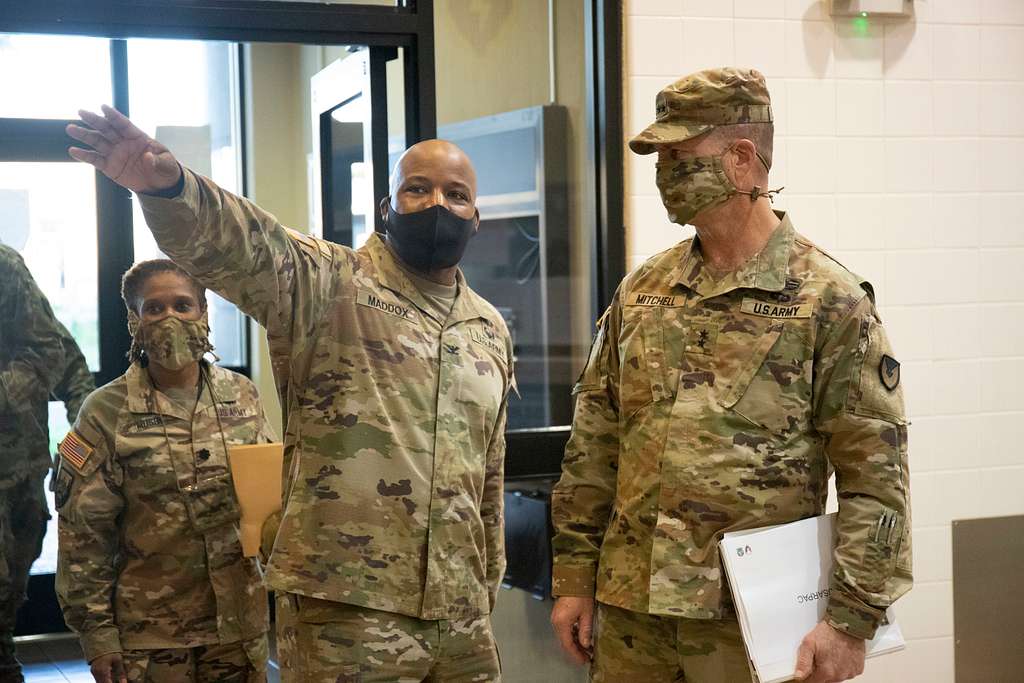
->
[879,354,900,391]
[574,312,611,394]
[849,319,906,424]
[53,466,74,509]
[58,430,96,474]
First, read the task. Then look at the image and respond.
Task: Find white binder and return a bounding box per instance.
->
[719,513,905,683]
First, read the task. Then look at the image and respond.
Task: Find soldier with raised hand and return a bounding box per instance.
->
[549,68,912,683]
[66,105,514,682]
[0,242,94,683]
[56,260,275,683]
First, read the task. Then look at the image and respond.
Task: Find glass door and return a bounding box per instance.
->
[311,46,405,247]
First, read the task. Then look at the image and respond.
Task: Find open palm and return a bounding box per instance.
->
[66,105,181,194]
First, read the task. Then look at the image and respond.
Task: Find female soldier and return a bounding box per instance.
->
[55,260,275,683]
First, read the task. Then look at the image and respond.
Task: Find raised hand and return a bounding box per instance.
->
[66,105,181,194]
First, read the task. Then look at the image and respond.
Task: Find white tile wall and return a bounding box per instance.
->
[785,19,835,77]
[836,80,884,135]
[931,194,979,248]
[735,19,787,77]
[980,194,1024,246]
[931,24,980,81]
[789,138,838,192]
[883,79,931,137]
[982,0,1024,25]
[931,0,980,25]
[883,194,932,249]
[787,79,837,135]
[933,81,979,136]
[837,137,886,192]
[682,17,735,72]
[624,1,1024,678]
[735,0,786,20]
[884,21,932,80]
[884,138,934,193]
[627,16,684,76]
[979,26,1024,80]
[979,82,1024,137]
[835,19,884,78]
[682,0,733,18]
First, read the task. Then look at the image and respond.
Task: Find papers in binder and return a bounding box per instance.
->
[719,514,905,683]
[227,442,284,557]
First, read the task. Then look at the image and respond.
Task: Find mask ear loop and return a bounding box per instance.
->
[196,307,219,364]
[737,185,785,203]
[127,311,146,364]
[732,146,784,203]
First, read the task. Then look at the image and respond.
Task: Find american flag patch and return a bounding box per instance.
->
[59,430,94,472]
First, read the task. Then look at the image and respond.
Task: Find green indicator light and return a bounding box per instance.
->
[861,11,868,17]
[853,15,869,35]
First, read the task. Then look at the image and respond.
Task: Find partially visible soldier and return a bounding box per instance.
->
[0,242,93,683]
[52,320,97,425]
[67,107,514,682]
[56,260,276,683]
[550,68,912,683]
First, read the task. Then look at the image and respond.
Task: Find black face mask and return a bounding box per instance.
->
[385,203,476,272]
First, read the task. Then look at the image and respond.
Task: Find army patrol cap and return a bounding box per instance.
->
[629,67,773,155]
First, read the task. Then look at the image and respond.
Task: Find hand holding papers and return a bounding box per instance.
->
[719,514,905,683]
[227,442,285,557]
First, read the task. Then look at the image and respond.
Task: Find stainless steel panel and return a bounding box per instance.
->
[952,514,1024,682]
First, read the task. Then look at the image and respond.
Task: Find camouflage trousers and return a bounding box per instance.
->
[0,472,49,633]
[590,602,754,683]
[122,635,268,683]
[275,593,500,682]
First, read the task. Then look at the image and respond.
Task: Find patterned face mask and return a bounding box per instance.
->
[655,152,738,227]
[655,147,781,227]
[128,311,214,370]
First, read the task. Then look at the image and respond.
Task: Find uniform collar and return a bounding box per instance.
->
[669,211,795,299]
[125,360,237,419]
[363,232,488,327]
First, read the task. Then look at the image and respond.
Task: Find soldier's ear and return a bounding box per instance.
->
[379,196,391,226]
[731,139,758,178]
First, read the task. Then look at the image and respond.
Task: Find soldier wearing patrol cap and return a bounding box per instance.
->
[550,68,912,683]
[66,106,514,682]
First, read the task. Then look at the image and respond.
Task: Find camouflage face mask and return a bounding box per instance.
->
[655,153,738,227]
[128,312,214,370]
[655,148,781,227]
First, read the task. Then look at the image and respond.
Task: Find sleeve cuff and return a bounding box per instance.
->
[551,565,597,597]
[140,165,185,199]
[825,589,886,640]
[80,627,123,663]
[137,168,200,252]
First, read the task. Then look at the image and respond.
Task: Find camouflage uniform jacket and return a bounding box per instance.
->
[551,214,911,640]
[0,243,67,483]
[52,320,96,425]
[55,361,273,662]
[138,170,515,621]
